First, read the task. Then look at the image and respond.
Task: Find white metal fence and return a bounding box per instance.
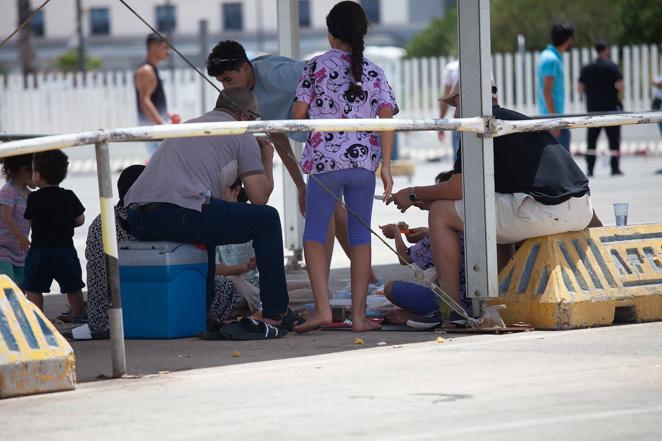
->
[2,44,662,158]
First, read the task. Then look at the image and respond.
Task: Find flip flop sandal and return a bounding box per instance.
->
[275,308,305,332]
[221,317,287,340]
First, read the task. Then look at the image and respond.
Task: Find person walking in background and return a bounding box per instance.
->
[438,60,460,161]
[134,33,179,156]
[578,42,624,177]
[0,154,34,286]
[291,1,398,333]
[537,22,575,151]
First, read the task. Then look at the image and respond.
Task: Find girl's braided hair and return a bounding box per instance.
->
[326,1,368,95]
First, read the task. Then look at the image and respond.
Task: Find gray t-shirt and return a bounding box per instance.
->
[252,55,308,143]
[124,110,264,212]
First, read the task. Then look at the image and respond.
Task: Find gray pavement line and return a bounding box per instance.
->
[381,404,662,440]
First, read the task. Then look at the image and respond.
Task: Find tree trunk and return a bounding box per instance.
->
[17,0,36,85]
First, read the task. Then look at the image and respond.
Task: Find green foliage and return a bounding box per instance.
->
[405,6,457,58]
[406,0,662,57]
[615,0,662,45]
[54,49,102,72]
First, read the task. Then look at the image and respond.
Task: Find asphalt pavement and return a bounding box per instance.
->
[3,322,661,440]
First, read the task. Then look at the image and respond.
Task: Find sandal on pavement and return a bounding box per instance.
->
[276,308,305,332]
[221,317,287,340]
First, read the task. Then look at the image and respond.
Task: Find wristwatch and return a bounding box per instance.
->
[408,187,419,203]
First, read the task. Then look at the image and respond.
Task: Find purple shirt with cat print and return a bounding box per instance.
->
[295,48,398,175]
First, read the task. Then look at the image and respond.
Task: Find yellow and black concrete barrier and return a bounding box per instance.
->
[0,276,76,398]
[494,224,662,329]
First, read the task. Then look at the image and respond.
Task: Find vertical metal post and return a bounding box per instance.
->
[94,142,126,377]
[457,0,498,316]
[277,0,304,268]
[198,19,209,114]
[75,0,86,73]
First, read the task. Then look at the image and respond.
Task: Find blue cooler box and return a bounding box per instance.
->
[119,241,208,338]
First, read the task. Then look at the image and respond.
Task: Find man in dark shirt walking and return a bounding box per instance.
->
[578,42,624,177]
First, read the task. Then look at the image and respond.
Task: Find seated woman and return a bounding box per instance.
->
[74,165,240,340]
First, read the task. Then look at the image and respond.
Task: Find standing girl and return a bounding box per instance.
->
[292,1,398,332]
[0,154,34,286]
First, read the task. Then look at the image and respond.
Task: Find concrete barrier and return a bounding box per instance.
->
[493,224,662,329]
[0,276,76,398]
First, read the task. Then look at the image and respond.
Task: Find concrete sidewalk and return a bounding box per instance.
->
[3,322,661,440]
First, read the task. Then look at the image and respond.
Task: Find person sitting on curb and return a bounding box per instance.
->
[124,86,302,336]
[387,82,602,315]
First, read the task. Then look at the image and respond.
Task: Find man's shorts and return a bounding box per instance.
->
[23,247,85,293]
[454,192,593,244]
[0,261,25,287]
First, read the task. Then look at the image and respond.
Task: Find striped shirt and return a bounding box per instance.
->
[0,181,30,266]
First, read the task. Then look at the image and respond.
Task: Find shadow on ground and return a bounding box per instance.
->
[44,263,474,383]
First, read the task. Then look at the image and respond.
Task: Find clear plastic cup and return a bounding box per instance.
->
[613,202,629,226]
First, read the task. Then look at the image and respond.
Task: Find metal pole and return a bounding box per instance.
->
[457,0,498,317]
[94,142,126,377]
[75,0,85,73]
[198,19,209,114]
[276,0,304,269]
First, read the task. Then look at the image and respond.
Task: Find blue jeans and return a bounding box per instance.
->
[127,200,288,319]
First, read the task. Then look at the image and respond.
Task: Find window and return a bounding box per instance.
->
[299,0,311,28]
[222,3,243,31]
[361,0,380,24]
[89,8,110,36]
[155,5,176,33]
[30,10,45,37]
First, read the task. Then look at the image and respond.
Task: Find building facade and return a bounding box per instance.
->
[0,0,450,72]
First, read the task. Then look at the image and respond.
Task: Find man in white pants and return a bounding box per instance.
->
[387,82,599,308]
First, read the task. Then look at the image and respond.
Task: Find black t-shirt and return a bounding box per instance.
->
[24,187,85,247]
[578,58,623,111]
[453,105,589,205]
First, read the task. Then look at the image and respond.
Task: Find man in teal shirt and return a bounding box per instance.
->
[537,22,574,151]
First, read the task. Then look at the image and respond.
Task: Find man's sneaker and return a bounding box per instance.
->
[406,310,443,330]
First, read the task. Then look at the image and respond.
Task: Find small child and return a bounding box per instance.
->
[0,154,35,286]
[381,170,468,328]
[23,150,86,322]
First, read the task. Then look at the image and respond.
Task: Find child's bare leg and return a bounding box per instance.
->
[350,244,381,332]
[26,291,44,311]
[295,241,332,333]
[334,203,379,284]
[324,216,335,273]
[66,289,86,316]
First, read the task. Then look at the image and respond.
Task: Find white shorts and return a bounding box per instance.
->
[454,192,593,244]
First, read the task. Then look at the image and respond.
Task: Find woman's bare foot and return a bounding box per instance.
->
[294,309,332,333]
[384,308,420,324]
[352,317,382,332]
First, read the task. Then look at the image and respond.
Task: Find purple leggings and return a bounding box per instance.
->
[303,168,375,247]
